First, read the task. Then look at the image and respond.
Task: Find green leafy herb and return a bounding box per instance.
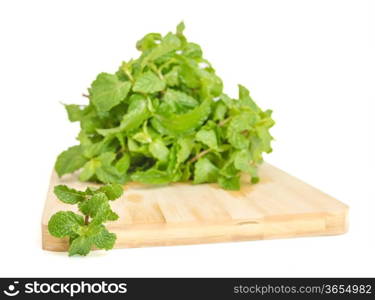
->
[48,183,123,256]
[55,145,88,177]
[56,22,275,190]
[90,73,132,113]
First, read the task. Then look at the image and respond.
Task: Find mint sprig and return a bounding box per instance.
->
[48,183,123,256]
[55,22,275,190]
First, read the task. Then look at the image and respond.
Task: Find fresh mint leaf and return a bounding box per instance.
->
[78,192,118,224]
[164,67,179,86]
[193,157,219,184]
[141,32,181,67]
[176,21,185,36]
[115,154,130,174]
[183,43,203,59]
[78,192,108,217]
[54,185,86,204]
[79,159,99,181]
[95,153,126,184]
[176,136,194,164]
[90,73,131,113]
[96,97,149,136]
[256,126,274,153]
[136,33,162,51]
[131,169,172,185]
[64,104,84,122]
[234,149,252,172]
[238,84,260,112]
[133,71,165,94]
[55,145,88,177]
[92,226,117,250]
[163,89,198,112]
[68,236,93,256]
[155,98,212,136]
[218,175,240,190]
[227,111,258,149]
[149,139,169,162]
[48,211,84,238]
[69,225,116,256]
[96,183,124,200]
[196,128,218,150]
[213,101,227,121]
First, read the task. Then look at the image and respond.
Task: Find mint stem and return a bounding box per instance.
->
[188,148,211,163]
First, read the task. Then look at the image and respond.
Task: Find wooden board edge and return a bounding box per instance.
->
[42,208,349,252]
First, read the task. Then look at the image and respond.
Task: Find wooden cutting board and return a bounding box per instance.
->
[42,163,348,251]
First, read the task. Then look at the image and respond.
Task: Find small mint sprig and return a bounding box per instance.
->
[48,183,123,256]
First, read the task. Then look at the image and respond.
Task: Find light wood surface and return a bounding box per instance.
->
[42,163,348,251]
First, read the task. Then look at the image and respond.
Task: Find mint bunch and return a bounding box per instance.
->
[48,184,123,256]
[55,22,275,190]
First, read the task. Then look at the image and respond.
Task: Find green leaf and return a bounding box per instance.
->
[79,159,99,181]
[227,111,257,149]
[179,61,200,88]
[54,185,86,204]
[256,126,273,153]
[89,73,131,113]
[183,43,202,58]
[196,128,218,149]
[213,101,227,121]
[149,139,169,162]
[193,157,219,184]
[79,133,115,159]
[133,71,165,94]
[48,211,84,238]
[176,21,185,36]
[96,97,149,136]
[155,98,212,136]
[78,192,108,217]
[79,152,126,183]
[92,226,117,250]
[115,153,131,174]
[218,175,240,190]
[220,93,236,109]
[141,32,181,67]
[131,169,171,185]
[91,152,126,184]
[219,160,238,178]
[98,151,117,165]
[96,183,124,200]
[127,137,150,155]
[55,145,88,177]
[132,130,152,144]
[238,85,260,112]
[68,224,117,255]
[163,89,198,112]
[78,192,118,224]
[176,136,194,164]
[68,236,93,256]
[64,104,84,122]
[233,149,258,181]
[234,150,252,172]
[164,67,179,87]
[136,33,162,51]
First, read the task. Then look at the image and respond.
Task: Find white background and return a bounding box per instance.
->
[0,0,373,277]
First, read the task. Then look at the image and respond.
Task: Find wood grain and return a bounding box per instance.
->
[42,163,348,251]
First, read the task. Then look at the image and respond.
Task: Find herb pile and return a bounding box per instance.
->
[55,22,275,190]
[48,184,123,256]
